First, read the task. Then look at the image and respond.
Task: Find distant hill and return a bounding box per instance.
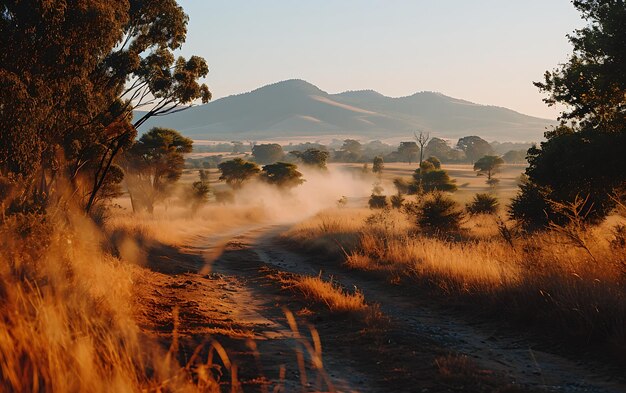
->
[136,79,554,142]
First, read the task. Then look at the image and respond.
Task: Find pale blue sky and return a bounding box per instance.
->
[176,1,584,119]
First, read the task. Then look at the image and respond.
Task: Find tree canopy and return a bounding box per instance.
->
[123,128,193,213]
[511,0,626,227]
[291,148,329,169]
[473,155,504,180]
[252,143,284,165]
[218,158,260,189]
[0,1,210,214]
[412,161,457,193]
[261,162,305,188]
[397,142,419,164]
[456,136,493,163]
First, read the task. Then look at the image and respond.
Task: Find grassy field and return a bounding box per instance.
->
[283,205,626,364]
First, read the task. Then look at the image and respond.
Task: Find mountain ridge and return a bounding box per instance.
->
[137,79,554,142]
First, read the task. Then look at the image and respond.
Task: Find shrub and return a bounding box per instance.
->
[425,156,441,169]
[416,192,463,233]
[466,193,499,215]
[390,193,405,209]
[368,195,388,209]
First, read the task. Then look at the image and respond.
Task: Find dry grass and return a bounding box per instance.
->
[290,275,368,313]
[0,209,237,392]
[284,207,626,360]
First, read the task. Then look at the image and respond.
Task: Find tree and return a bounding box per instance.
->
[425,138,454,161]
[396,142,419,164]
[414,131,430,165]
[502,150,527,164]
[291,148,329,169]
[372,156,384,174]
[511,0,626,227]
[473,155,504,180]
[457,136,493,163]
[124,128,193,213]
[190,170,211,212]
[252,143,284,165]
[338,139,363,162]
[412,161,457,193]
[261,162,305,188]
[218,158,260,189]
[0,1,211,214]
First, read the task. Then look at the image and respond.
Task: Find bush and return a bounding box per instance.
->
[416,192,463,233]
[466,193,499,215]
[390,193,405,209]
[368,195,388,209]
[425,156,441,169]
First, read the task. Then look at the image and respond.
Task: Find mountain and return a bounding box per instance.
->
[136,79,554,142]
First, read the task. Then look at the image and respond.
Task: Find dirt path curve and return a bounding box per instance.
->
[133,224,373,392]
[135,223,626,392]
[204,225,626,393]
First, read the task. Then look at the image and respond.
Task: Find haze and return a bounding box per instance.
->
[177,0,584,120]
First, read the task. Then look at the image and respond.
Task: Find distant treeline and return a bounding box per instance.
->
[186,137,531,168]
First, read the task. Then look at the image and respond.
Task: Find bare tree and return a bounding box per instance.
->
[414,131,431,165]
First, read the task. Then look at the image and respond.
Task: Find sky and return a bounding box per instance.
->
[176,1,585,120]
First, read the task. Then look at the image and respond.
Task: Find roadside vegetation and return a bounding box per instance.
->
[284,203,626,362]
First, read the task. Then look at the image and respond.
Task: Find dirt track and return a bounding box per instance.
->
[133,224,626,393]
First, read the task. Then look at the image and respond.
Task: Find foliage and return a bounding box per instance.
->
[425,138,465,163]
[512,127,626,226]
[390,193,405,209]
[251,143,284,165]
[412,161,458,194]
[512,1,626,228]
[502,150,527,164]
[0,1,210,214]
[534,0,626,132]
[466,193,499,215]
[509,181,552,229]
[372,156,384,174]
[368,182,387,209]
[416,192,464,234]
[425,156,441,169]
[473,155,504,180]
[396,141,419,164]
[336,139,363,162]
[456,136,493,163]
[291,148,329,169]
[190,181,211,212]
[198,169,210,183]
[261,162,305,188]
[218,158,260,189]
[123,128,193,213]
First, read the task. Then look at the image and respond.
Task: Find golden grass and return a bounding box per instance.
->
[291,275,368,313]
[0,209,234,392]
[284,207,626,357]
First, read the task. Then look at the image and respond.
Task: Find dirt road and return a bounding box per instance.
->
[133,224,626,392]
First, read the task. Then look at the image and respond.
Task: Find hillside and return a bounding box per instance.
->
[136,79,554,142]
